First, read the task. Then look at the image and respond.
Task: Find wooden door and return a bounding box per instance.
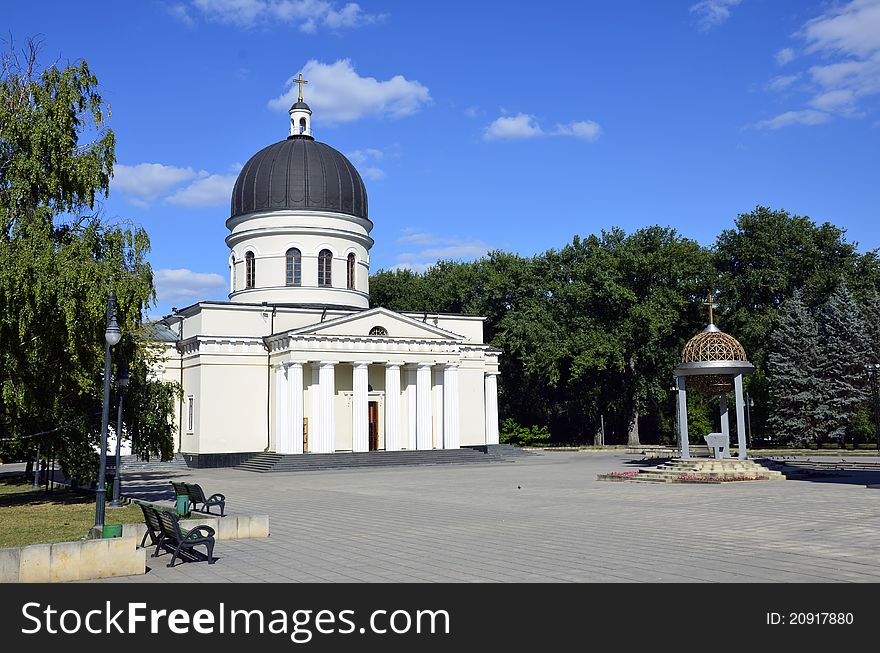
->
[368,401,379,451]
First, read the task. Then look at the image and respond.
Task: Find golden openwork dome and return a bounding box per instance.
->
[681,326,748,364]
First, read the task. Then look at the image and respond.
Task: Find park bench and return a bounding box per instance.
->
[135,501,164,549]
[154,507,217,568]
[171,481,226,516]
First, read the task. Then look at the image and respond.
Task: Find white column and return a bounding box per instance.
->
[443,363,460,449]
[734,373,748,460]
[416,363,433,450]
[719,393,730,457]
[385,363,402,451]
[485,372,499,445]
[352,362,369,453]
[676,375,690,459]
[405,364,417,450]
[274,364,289,453]
[433,366,444,449]
[289,362,304,455]
[310,364,320,453]
[318,362,336,453]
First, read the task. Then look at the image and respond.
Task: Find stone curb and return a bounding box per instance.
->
[1,514,269,583]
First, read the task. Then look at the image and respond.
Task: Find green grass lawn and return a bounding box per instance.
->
[0,478,143,548]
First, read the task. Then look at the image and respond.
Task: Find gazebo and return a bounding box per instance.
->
[673,295,754,459]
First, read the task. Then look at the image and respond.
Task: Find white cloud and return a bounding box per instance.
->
[166,173,238,207]
[392,230,489,272]
[112,163,197,205]
[168,3,195,25]
[761,1,880,128]
[765,73,801,92]
[464,106,484,118]
[154,268,226,305]
[187,0,383,32]
[268,59,430,124]
[346,147,393,180]
[483,113,602,142]
[689,0,741,31]
[775,47,796,66]
[553,120,603,142]
[755,110,831,129]
[801,0,880,58]
[483,113,544,140]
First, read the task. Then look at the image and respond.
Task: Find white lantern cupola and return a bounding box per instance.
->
[288,73,312,138]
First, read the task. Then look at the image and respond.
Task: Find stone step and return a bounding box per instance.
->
[235,448,506,473]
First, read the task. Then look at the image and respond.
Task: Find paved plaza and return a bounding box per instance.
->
[99,451,880,583]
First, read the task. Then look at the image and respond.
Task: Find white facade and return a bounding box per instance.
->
[154,94,501,461]
[158,305,500,459]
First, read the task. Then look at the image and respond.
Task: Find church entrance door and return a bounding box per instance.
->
[368,401,379,451]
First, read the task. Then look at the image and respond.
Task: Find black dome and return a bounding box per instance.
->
[231,137,368,220]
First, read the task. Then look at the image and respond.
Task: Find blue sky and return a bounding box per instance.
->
[7,1,880,316]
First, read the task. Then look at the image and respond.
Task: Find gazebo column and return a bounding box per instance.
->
[288,362,304,455]
[405,364,417,450]
[676,375,690,459]
[734,373,748,459]
[385,363,402,451]
[719,393,730,456]
[352,362,369,453]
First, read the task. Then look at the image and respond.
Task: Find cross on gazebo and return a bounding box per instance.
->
[291,73,308,102]
[703,292,717,325]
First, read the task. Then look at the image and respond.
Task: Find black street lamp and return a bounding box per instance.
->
[110,351,128,508]
[95,290,122,529]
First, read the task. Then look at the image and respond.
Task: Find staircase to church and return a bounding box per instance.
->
[234,447,528,473]
[116,453,189,472]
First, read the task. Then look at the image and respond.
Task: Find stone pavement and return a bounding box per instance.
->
[96,452,880,583]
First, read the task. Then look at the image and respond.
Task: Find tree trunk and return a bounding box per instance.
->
[626,357,641,446]
[627,403,641,446]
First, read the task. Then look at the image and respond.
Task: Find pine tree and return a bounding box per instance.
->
[767,291,823,445]
[816,283,870,442]
[862,291,880,366]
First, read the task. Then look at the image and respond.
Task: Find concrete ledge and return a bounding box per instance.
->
[120,513,270,542]
[1,537,145,583]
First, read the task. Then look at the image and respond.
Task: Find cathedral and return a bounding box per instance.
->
[156,82,501,467]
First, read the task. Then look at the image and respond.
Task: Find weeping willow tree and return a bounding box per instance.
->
[0,39,178,480]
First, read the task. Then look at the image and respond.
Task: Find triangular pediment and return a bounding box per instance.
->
[286,307,465,340]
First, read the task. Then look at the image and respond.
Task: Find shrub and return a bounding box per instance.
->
[500,418,551,446]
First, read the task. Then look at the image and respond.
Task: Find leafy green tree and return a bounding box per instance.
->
[0,41,175,474]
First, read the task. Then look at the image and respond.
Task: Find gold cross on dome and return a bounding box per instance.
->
[703,292,717,324]
[292,73,308,102]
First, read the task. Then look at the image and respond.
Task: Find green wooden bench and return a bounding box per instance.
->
[171,481,226,517]
[154,507,216,568]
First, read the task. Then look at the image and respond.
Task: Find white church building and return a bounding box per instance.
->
[156,87,501,467]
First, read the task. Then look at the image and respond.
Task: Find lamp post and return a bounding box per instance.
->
[109,351,128,508]
[95,290,122,529]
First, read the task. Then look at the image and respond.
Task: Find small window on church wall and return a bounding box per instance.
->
[245,251,255,289]
[230,254,236,292]
[369,326,388,336]
[286,248,301,286]
[347,253,356,289]
[186,395,194,433]
[318,249,332,287]
[299,117,306,134]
